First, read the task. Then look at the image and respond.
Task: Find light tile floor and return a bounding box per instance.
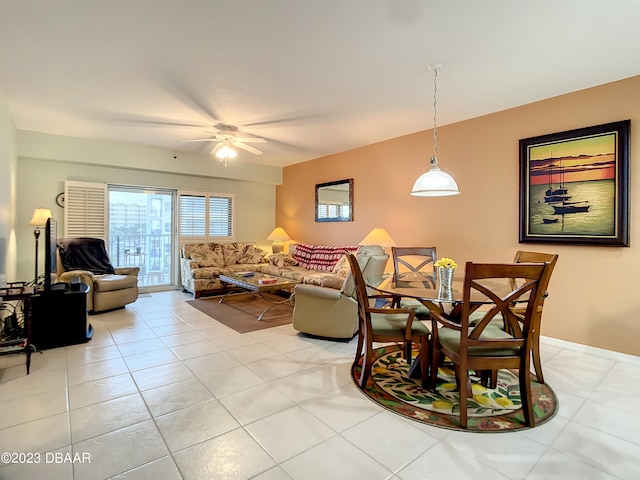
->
[1,290,639,480]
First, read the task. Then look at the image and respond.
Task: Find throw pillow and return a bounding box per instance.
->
[238,246,268,264]
[331,254,351,278]
[269,253,299,268]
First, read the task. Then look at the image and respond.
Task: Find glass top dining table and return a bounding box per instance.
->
[371,275,520,305]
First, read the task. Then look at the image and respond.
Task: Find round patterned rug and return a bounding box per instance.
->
[352,345,558,432]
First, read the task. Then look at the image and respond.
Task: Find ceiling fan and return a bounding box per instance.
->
[184,123,266,165]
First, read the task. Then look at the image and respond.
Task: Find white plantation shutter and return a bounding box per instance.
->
[64,181,107,239]
[208,196,233,237]
[178,194,206,238]
[178,191,234,243]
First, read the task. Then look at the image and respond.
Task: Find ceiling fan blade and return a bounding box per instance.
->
[233,142,263,155]
[182,138,219,143]
[233,137,266,143]
[242,112,325,127]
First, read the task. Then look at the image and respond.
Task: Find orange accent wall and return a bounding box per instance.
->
[278,75,640,356]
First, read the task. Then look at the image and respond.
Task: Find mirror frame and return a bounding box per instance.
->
[315,178,354,222]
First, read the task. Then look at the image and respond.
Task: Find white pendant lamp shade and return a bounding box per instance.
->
[411,63,460,197]
[411,157,460,197]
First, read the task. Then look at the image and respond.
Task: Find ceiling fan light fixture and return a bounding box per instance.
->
[215,142,238,166]
[411,62,460,197]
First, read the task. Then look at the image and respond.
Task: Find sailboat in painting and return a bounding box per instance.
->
[542,157,590,217]
[544,161,571,203]
[552,200,590,214]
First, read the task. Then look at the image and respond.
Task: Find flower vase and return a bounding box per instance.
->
[437,267,454,299]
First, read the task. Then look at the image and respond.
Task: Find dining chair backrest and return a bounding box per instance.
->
[391,247,437,288]
[458,262,549,355]
[510,251,558,294]
[340,245,388,299]
[346,252,372,326]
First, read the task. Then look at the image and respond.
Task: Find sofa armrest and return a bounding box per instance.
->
[114,267,140,276]
[294,283,343,300]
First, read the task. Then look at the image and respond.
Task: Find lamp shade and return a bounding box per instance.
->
[359,228,396,247]
[411,158,460,197]
[266,227,291,242]
[28,208,52,226]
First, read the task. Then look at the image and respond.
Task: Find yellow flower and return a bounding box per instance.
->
[435,257,458,269]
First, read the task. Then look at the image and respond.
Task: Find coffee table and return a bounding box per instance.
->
[218,273,296,321]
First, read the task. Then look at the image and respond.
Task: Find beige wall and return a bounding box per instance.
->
[278,75,640,356]
[0,91,17,280]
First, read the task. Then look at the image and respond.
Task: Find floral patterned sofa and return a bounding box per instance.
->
[180,242,358,298]
[180,242,270,298]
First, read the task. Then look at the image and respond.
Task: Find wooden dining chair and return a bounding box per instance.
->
[347,253,431,388]
[391,247,437,318]
[475,251,558,388]
[428,261,551,428]
[510,251,558,385]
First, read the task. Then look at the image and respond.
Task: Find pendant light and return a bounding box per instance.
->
[411,63,460,197]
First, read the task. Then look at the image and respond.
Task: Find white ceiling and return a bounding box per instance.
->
[2,0,640,168]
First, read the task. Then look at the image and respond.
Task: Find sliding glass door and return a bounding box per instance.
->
[108,186,175,290]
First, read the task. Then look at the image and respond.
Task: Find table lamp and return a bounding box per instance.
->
[359,228,396,273]
[267,227,291,254]
[28,207,52,282]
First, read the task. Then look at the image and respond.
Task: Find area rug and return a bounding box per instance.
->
[187,293,293,333]
[353,345,558,432]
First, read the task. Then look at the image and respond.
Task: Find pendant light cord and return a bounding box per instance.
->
[432,68,438,161]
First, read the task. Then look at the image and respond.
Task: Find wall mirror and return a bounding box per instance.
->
[315,178,353,222]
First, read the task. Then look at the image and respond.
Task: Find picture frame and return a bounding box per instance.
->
[519,120,630,246]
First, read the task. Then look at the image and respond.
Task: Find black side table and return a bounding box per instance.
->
[30,283,93,350]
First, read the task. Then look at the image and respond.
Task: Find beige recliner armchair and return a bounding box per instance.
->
[56,238,139,313]
[292,245,388,339]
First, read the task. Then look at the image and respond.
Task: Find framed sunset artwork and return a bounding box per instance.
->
[519,120,630,246]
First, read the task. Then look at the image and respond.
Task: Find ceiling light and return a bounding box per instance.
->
[411,63,460,197]
[215,141,238,166]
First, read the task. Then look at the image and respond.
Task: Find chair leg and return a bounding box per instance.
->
[404,341,412,364]
[353,327,364,369]
[531,329,544,384]
[459,367,469,428]
[479,369,498,389]
[359,338,374,388]
[420,336,430,389]
[519,364,534,427]
[430,347,441,388]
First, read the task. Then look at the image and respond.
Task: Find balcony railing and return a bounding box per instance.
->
[108,234,173,286]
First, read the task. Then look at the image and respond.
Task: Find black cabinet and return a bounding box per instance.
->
[30,284,93,350]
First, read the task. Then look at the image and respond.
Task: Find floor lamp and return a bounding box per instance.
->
[28,208,52,283]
